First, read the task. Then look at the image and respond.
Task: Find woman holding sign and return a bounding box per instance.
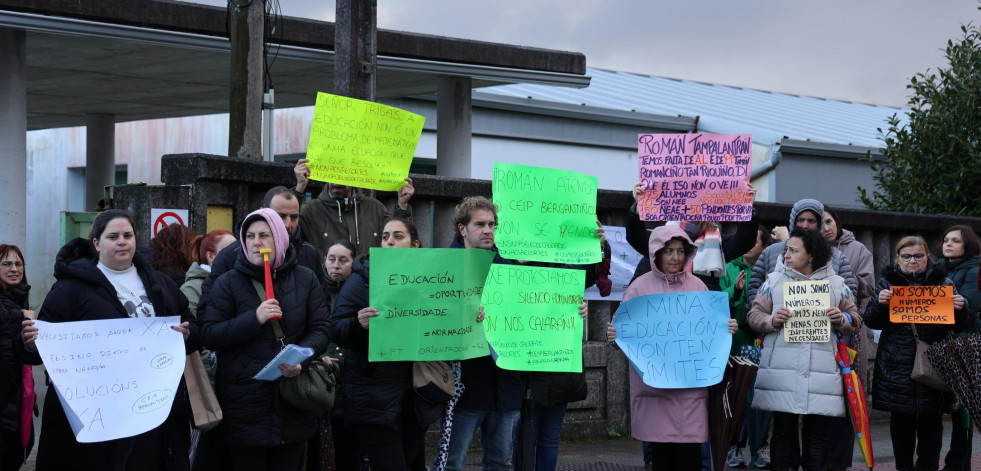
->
[864,235,970,471]
[329,218,435,471]
[200,208,329,471]
[606,224,738,471]
[18,209,195,471]
[746,228,861,471]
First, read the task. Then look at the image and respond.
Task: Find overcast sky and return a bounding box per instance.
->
[191,0,980,107]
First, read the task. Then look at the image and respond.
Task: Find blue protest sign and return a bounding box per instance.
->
[612,291,731,388]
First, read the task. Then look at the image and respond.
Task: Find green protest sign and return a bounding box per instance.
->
[306,92,425,191]
[368,247,495,361]
[492,163,601,264]
[481,264,585,372]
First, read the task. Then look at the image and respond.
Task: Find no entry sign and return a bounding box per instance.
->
[150,209,189,238]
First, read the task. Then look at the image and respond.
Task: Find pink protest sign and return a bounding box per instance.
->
[636,133,753,222]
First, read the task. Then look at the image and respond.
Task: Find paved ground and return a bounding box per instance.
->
[19,364,981,470]
[452,415,981,471]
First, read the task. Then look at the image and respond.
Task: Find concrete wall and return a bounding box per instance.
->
[773,150,877,209]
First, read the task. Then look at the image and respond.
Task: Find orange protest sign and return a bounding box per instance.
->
[889,285,954,324]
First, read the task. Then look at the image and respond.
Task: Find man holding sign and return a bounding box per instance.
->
[746,229,860,471]
[442,196,524,471]
[295,91,422,260]
[295,163,415,260]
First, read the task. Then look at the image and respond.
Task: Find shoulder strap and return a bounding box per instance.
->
[910,323,919,339]
[251,279,285,347]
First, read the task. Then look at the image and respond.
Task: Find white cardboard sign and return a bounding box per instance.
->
[35,316,186,443]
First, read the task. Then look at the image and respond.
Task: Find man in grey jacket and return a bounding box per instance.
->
[747,199,857,305]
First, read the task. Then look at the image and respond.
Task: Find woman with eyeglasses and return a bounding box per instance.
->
[0,245,34,470]
[864,235,971,471]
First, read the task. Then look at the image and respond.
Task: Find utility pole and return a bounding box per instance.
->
[334,0,377,100]
[228,0,264,159]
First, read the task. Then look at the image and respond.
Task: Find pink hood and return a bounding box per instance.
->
[647,224,698,285]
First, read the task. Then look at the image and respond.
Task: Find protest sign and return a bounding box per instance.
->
[306,92,425,191]
[492,162,601,264]
[783,280,832,343]
[369,247,495,361]
[34,316,186,443]
[636,133,753,221]
[612,291,731,388]
[481,264,585,372]
[585,225,643,301]
[889,285,955,324]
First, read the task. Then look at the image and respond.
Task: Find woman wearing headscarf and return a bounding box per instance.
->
[19,209,195,471]
[607,225,738,471]
[200,208,329,471]
[864,235,970,471]
[746,228,861,471]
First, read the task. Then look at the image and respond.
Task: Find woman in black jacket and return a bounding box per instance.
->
[19,209,195,471]
[864,235,971,471]
[199,208,329,471]
[328,218,429,471]
[0,245,34,470]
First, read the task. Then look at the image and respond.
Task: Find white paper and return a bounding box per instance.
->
[585,225,644,301]
[35,316,186,443]
[253,344,314,381]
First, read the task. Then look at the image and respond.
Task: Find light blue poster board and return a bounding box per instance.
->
[612,291,732,388]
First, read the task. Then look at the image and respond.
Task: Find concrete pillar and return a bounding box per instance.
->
[0,29,26,248]
[435,76,472,178]
[85,114,116,211]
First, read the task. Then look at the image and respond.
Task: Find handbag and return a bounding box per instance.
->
[910,324,952,392]
[251,279,337,412]
[278,355,337,412]
[184,351,223,430]
[412,361,454,403]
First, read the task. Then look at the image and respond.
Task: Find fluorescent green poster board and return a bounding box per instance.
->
[306,92,424,191]
[368,247,494,361]
[481,264,585,372]
[492,163,601,264]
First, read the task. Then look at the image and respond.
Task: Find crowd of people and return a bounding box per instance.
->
[1,165,978,471]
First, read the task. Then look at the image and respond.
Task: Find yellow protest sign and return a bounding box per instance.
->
[782,280,831,343]
[305,92,425,191]
[889,285,955,324]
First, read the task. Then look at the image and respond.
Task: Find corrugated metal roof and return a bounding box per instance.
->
[479,67,909,149]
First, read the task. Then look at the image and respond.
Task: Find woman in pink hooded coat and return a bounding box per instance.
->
[607,224,737,471]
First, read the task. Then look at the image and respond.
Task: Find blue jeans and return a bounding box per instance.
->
[511,403,567,471]
[444,408,520,471]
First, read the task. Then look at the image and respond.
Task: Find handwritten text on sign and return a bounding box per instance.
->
[889,285,954,324]
[481,265,585,372]
[34,316,186,443]
[637,133,752,222]
[783,281,831,343]
[585,225,643,301]
[368,248,495,361]
[493,162,601,264]
[306,92,425,191]
[612,291,732,388]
